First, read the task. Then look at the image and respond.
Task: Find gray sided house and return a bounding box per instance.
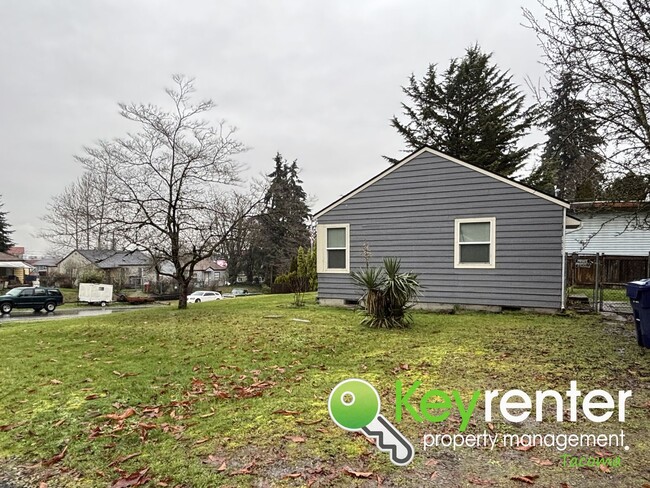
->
[56,249,155,287]
[315,148,576,311]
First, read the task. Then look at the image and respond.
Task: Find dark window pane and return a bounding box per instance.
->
[460,244,490,263]
[328,249,346,269]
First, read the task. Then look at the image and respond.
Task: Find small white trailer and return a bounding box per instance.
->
[78,283,114,306]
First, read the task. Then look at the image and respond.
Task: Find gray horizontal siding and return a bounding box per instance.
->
[317,152,564,309]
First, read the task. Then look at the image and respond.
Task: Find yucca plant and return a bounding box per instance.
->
[351,257,420,328]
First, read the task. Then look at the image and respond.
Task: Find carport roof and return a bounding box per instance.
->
[0,261,34,269]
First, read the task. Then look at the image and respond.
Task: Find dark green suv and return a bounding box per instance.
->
[0,287,64,314]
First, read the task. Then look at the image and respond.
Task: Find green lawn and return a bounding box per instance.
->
[0,294,648,487]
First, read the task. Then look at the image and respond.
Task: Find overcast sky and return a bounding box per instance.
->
[1,0,547,256]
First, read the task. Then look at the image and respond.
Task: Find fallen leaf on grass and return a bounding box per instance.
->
[430,471,438,480]
[39,482,47,488]
[343,466,373,479]
[514,445,535,452]
[194,437,210,445]
[425,459,439,466]
[595,450,613,457]
[283,472,301,479]
[111,467,151,488]
[272,409,300,416]
[53,419,65,427]
[108,452,141,467]
[531,457,554,466]
[285,436,306,443]
[231,462,255,475]
[106,408,136,421]
[141,406,162,418]
[203,455,227,472]
[49,379,63,385]
[42,445,68,466]
[0,423,21,432]
[487,422,495,431]
[599,464,611,474]
[510,475,539,484]
[467,476,494,486]
[200,412,215,418]
[85,394,100,400]
[559,483,571,488]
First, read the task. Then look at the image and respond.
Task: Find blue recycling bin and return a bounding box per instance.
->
[626,279,650,348]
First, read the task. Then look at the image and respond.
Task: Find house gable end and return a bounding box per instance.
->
[315,147,569,219]
[315,148,567,310]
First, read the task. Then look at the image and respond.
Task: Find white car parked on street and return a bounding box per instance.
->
[187,291,223,303]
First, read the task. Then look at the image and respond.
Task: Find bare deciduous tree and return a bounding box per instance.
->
[40,165,117,255]
[217,190,264,285]
[524,0,650,172]
[80,75,258,308]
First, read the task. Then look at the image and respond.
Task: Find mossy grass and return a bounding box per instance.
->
[0,294,647,486]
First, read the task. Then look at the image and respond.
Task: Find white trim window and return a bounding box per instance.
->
[316,224,350,273]
[454,217,496,269]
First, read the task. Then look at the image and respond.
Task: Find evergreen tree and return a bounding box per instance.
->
[606,172,649,202]
[0,196,14,253]
[256,153,310,284]
[526,72,605,201]
[390,45,537,176]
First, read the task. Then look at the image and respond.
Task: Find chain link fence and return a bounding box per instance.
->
[566,253,650,314]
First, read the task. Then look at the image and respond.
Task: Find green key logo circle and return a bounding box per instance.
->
[328,378,381,431]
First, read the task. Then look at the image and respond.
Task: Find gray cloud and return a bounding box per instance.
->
[0,0,546,254]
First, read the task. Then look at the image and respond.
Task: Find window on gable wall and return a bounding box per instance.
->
[454,217,496,269]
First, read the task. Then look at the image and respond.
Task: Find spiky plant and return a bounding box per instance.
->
[351,257,420,328]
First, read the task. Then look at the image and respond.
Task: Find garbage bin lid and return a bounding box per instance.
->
[629,279,650,286]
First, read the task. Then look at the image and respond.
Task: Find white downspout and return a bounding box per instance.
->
[561,207,567,311]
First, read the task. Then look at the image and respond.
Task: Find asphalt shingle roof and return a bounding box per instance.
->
[74,250,151,269]
[96,251,150,269]
[77,249,117,263]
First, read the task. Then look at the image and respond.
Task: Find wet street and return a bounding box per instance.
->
[0,304,163,323]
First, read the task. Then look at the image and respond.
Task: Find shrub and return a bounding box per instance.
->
[79,270,105,284]
[351,257,420,328]
[41,272,74,288]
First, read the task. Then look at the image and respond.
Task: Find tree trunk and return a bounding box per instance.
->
[178,279,190,309]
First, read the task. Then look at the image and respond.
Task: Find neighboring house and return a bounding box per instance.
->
[56,249,155,287]
[565,202,650,286]
[566,202,650,256]
[32,257,60,276]
[192,258,228,287]
[315,147,578,311]
[0,251,34,287]
[6,246,25,259]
